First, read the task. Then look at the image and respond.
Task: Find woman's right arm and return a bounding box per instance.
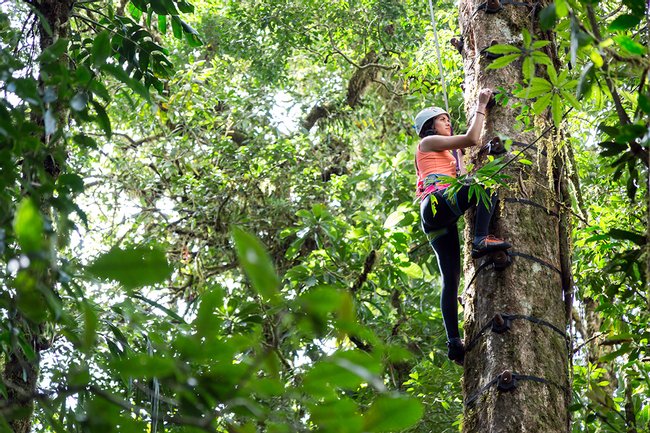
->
[420,89,492,152]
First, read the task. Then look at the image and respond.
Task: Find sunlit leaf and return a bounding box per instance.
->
[87,246,172,289]
[232,226,280,301]
[14,198,43,253]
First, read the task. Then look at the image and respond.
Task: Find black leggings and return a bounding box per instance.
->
[420,185,497,339]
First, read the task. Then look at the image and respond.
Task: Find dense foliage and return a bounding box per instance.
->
[0,0,647,432]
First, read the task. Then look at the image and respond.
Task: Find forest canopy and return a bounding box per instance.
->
[0,0,647,432]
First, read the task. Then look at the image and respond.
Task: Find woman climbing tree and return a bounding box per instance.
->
[414,88,511,365]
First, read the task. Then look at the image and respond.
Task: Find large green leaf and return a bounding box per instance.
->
[86,246,173,289]
[92,30,112,66]
[363,395,424,432]
[13,197,43,253]
[232,226,280,301]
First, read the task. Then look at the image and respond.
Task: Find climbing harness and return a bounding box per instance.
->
[465,312,569,353]
[465,369,568,406]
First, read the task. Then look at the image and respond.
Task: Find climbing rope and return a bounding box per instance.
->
[427,0,450,112]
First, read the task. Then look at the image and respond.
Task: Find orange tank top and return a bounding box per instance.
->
[415,144,457,185]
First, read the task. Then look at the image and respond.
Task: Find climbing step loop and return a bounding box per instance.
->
[465,312,570,353]
[465,369,568,407]
[464,248,561,290]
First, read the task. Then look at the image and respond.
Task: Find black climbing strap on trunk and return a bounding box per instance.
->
[508,251,561,275]
[466,249,560,290]
[465,370,568,406]
[465,313,569,353]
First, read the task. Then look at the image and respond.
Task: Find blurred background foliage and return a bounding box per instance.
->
[0,0,647,431]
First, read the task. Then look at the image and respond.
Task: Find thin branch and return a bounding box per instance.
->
[328,30,398,71]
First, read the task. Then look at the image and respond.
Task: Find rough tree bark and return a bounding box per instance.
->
[458,1,572,432]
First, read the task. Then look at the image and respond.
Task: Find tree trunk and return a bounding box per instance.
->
[458,2,571,432]
[1,2,72,432]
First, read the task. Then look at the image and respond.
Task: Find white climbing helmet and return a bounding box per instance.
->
[414,107,449,135]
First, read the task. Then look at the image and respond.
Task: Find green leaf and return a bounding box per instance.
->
[100,64,150,101]
[538,4,557,30]
[577,62,595,99]
[555,0,568,17]
[485,54,520,70]
[133,293,185,322]
[485,44,520,55]
[597,344,632,363]
[589,48,604,67]
[310,399,363,433]
[622,0,645,16]
[518,158,532,165]
[14,198,43,253]
[551,93,563,128]
[82,303,97,351]
[194,287,224,338]
[363,396,424,432]
[638,93,650,114]
[613,35,646,55]
[522,56,534,80]
[522,29,531,47]
[532,40,551,49]
[86,246,173,289]
[92,30,112,66]
[608,229,645,245]
[608,14,642,31]
[73,133,98,149]
[532,91,552,114]
[91,100,112,137]
[157,15,167,33]
[546,63,558,85]
[399,262,423,279]
[561,90,580,109]
[517,77,552,98]
[232,227,280,301]
[37,38,67,63]
[111,354,177,378]
[531,51,553,66]
[171,15,183,39]
[57,173,85,193]
[383,209,404,229]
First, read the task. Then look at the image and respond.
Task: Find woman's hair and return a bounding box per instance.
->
[418,117,437,138]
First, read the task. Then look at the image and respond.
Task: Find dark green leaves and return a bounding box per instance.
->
[92,30,112,66]
[608,14,642,31]
[538,4,557,30]
[14,198,44,253]
[232,227,280,301]
[363,395,424,432]
[86,246,173,289]
[613,35,646,55]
